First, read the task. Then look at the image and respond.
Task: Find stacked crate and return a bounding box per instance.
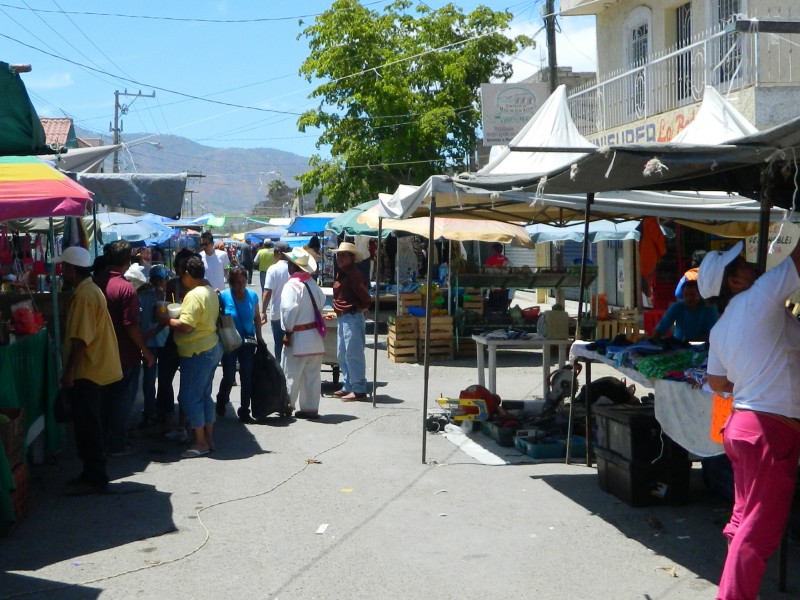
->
[387,316,418,363]
[0,408,27,536]
[416,316,454,361]
[461,289,484,315]
[398,292,423,315]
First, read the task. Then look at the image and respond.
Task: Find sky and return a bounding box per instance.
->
[2,0,597,160]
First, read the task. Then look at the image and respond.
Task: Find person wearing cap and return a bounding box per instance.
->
[331,242,371,401]
[199,230,229,291]
[58,246,122,495]
[127,264,170,428]
[94,240,155,456]
[701,240,800,600]
[651,279,717,343]
[279,247,327,419]
[255,240,277,291]
[261,241,291,362]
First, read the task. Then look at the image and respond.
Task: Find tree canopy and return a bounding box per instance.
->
[297,0,532,211]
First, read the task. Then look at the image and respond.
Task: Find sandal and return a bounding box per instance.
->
[181,448,209,459]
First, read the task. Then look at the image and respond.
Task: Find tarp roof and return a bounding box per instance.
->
[527,220,641,244]
[287,214,339,234]
[670,87,758,144]
[38,145,118,173]
[0,62,50,156]
[77,172,187,219]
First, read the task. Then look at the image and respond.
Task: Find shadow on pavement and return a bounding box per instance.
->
[0,572,102,599]
[533,470,796,599]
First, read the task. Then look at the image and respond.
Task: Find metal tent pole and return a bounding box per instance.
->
[48,218,62,379]
[566,192,593,465]
[421,197,436,464]
[372,217,383,407]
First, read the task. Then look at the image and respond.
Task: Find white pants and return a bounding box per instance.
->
[281,352,322,412]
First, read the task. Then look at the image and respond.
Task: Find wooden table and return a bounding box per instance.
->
[472,334,573,395]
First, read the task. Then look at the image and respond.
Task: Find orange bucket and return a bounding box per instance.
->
[710,393,734,444]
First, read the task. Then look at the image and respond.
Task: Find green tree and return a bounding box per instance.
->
[297,0,531,211]
[250,177,295,216]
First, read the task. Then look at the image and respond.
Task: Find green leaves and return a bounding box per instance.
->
[297,0,532,212]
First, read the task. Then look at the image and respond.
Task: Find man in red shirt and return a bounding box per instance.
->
[484,243,511,268]
[94,241,154,455]
[331,242,371,401]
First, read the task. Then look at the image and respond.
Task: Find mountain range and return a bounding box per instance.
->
[77,128,311,217]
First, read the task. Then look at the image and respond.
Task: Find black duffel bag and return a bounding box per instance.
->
[250,341,291,420]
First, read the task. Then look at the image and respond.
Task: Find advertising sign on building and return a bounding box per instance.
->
[480,82,550,146]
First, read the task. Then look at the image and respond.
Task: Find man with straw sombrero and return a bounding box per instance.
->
[330,241,371,401]
[280,247,327,419]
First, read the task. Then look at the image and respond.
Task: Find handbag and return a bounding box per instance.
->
[217,313,242,354]
[54,388,73,423]
[303,281,327,337]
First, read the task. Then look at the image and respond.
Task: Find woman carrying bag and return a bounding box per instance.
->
[216,266,264,423]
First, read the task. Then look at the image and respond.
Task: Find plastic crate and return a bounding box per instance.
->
[480,420,518,447]
[593,404,662,463]
[0,408,24,469]
[595,446,691,507]
[515,435,587,459]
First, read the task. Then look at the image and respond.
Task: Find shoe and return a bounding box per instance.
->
[340,392,368,401]
[181,448,209,459]
[294,411,320,419]
[281,406,294,418]
[332,389,349,398]
[237,408,254,423]
[215,400,227,417]
[65,482,107,496]
[110,445,137,457]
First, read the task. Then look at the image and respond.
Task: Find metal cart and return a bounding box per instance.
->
[322,314,339,383]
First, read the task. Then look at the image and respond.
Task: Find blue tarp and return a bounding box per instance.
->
[246,226,287,243]
[280,235,312,248]
[287,216,334,234]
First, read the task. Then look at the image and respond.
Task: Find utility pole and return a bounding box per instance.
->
[110,89,155,173]
[545,0,558,92]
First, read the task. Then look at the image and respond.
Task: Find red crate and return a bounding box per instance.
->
[643,309,667,336]
[0,408,24,469]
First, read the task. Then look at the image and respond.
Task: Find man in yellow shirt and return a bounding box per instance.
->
[58,247,122,495]
[254,240,277,291]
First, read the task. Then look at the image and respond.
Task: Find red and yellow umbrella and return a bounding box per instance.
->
[0,155,92,220]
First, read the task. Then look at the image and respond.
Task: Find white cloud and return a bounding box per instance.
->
[25,72,74,91]
[505,15,597,82]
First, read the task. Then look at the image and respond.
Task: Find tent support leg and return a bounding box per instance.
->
[757,170,773,273]
[422,198,436,465]
[566,192,593,465]
[372,218,382,407]
[49,218,62,380]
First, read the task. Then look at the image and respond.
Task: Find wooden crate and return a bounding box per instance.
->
[462,288,484,314]
[388,337,418,363]
[398,293,423,315]
[387,315,418,339]
[417,338,454,361]
[416,316,453,339]
[455,336,477,358]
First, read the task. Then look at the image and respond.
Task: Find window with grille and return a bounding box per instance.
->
[624,6,652,117]
[715,0,742,84]
[676,3,692,100]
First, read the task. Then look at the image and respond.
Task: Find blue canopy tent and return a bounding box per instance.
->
[246,226,287,243]
[286,213,338,234]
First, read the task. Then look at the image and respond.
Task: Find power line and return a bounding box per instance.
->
[0,1,391,23]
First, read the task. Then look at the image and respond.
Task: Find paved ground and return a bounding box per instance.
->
[0,288,796,599]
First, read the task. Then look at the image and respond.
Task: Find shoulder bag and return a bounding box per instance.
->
[217,294,242,353]
[303,281,327,337]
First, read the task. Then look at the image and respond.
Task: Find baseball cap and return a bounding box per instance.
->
[149,265,169,280]
[274,241,290,253]
[697,240,743,298]
[54,246,91,268]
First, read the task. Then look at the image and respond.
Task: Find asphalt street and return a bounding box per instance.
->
[0,289,795,599]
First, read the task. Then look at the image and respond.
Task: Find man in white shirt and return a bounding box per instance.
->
[199,230,229,291]
[261,241,290,362]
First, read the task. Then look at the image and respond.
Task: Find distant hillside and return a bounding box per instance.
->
[77,128,310,216]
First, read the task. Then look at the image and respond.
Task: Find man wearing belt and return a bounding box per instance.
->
[331,242,371,400]
[280,247,326,419]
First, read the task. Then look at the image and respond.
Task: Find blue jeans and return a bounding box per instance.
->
[103,364,141,453]
[142,346,164,423]
[259,270,267,290]
[270,319,285,363]
[337,312,367,394]
[220,342,256,411]
[178,342,223,430]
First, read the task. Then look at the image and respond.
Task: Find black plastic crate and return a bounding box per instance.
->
[595,445,691,507]
[593,404,662,462]
[479,420,518,447]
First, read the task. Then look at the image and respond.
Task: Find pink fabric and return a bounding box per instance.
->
[717,410,800,600]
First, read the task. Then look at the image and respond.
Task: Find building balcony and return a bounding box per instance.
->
[567,22,800,142]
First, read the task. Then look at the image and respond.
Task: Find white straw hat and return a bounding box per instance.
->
[331,241,365,261]
[285,247,317,274]
[697,240,743,298]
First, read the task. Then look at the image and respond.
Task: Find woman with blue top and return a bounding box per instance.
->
[216,266,264,423]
